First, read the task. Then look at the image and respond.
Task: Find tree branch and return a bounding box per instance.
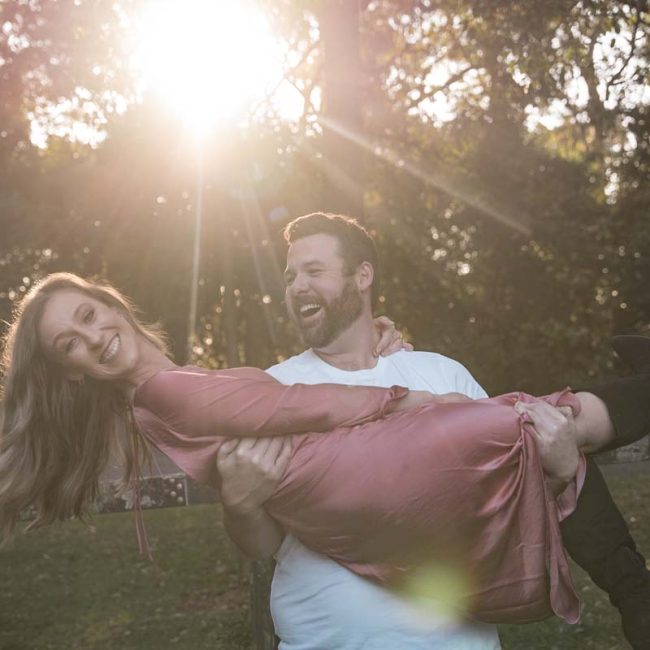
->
[605,5,642,101]
[404,65,474,110]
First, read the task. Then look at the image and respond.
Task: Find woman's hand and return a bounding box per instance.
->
[514,401,580,488]
[373,316,413,357]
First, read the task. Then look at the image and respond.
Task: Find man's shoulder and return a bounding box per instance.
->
[384,349,466,372]
[383,350,487,399]
[266,349,319,381]
[267,349,463,377]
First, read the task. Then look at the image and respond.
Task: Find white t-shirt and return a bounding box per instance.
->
[266,350,501,650]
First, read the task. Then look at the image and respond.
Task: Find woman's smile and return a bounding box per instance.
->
[100,334,121,364]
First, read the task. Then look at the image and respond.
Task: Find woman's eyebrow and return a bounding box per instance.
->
[51,303,87,349]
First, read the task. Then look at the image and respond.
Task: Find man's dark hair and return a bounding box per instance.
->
[283,212,381,308]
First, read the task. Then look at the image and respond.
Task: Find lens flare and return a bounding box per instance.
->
[397,562,472,622]
[131,0,299,135]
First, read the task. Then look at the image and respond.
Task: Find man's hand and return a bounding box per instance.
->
[373,316,414,357]
[217,436,292,558]
[218,436,292,514]
[514,401,580,490]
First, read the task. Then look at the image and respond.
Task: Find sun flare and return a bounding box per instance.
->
[131,0,301,134]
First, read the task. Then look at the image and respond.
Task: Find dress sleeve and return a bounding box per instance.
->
[135,367,409,439]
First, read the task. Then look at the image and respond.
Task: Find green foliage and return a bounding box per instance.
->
[0,0,648,385]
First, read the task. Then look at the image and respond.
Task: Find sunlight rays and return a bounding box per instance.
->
[131,0,302,136]
[319,115,532,236]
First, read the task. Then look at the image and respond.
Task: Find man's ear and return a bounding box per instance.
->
[355,261,374,294]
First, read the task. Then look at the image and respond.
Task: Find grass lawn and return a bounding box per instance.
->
[1,505,250,650]
[1,472,647,650]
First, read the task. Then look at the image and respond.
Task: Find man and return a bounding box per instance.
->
[218,213,649,649]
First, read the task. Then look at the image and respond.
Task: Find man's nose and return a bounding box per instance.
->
[290,273,309,292]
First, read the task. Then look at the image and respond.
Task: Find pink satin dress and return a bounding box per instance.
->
[133,366,586,624]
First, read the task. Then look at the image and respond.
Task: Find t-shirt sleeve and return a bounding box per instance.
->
[135,367,409,439]
[448,360,487,399]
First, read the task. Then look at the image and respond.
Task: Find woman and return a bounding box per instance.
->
[1,273,647,624]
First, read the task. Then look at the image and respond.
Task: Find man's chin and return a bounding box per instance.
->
[298,326,332,350]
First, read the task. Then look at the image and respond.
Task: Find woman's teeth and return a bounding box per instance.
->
[100,335,120,363]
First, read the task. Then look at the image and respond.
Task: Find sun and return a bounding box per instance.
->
[131,0,301,134]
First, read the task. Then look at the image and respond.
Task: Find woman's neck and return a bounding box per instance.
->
[123,340,176,401]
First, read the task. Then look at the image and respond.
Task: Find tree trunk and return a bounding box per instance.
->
[317,0,365,219]
[249,6,365,647]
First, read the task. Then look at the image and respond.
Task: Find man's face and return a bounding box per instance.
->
[284,233,364,349]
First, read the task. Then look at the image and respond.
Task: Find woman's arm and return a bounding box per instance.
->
[135,367,415,439]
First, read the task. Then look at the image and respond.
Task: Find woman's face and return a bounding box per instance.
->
[37,289,142,382]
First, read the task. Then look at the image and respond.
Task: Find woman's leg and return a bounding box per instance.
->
[560,459,650,650]
[566,388,649,650]
[573,391,615,453]
[519,386,649,648]
[573,367,650,453]
[516,392,615,479]
[578,373,650,452]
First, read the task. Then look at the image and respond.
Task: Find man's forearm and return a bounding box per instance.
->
[222,504,285,559]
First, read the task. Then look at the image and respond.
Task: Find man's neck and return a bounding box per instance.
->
[311,313,380,371]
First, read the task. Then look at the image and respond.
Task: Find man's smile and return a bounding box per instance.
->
[298,303,323,322]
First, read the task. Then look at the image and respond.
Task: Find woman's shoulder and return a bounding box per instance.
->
[136,365,271,399]
[179,365,272,381]
[133,365,275,423]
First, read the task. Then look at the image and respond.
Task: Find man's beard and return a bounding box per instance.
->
[292,279,364,349]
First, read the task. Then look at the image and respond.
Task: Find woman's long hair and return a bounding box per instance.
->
[0,273,169,543]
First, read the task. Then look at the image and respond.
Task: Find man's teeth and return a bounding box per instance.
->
[101,335,120,363]
[299,304,322,317]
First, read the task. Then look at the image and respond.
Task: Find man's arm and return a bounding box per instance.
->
[217,437,291,558]
[515,400,581,496]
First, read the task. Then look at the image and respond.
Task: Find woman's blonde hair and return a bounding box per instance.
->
[0,272,169,543]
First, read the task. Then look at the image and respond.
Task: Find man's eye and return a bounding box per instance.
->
[83,308,95,323]
[284,275,295,285]
[65,338,78,354]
